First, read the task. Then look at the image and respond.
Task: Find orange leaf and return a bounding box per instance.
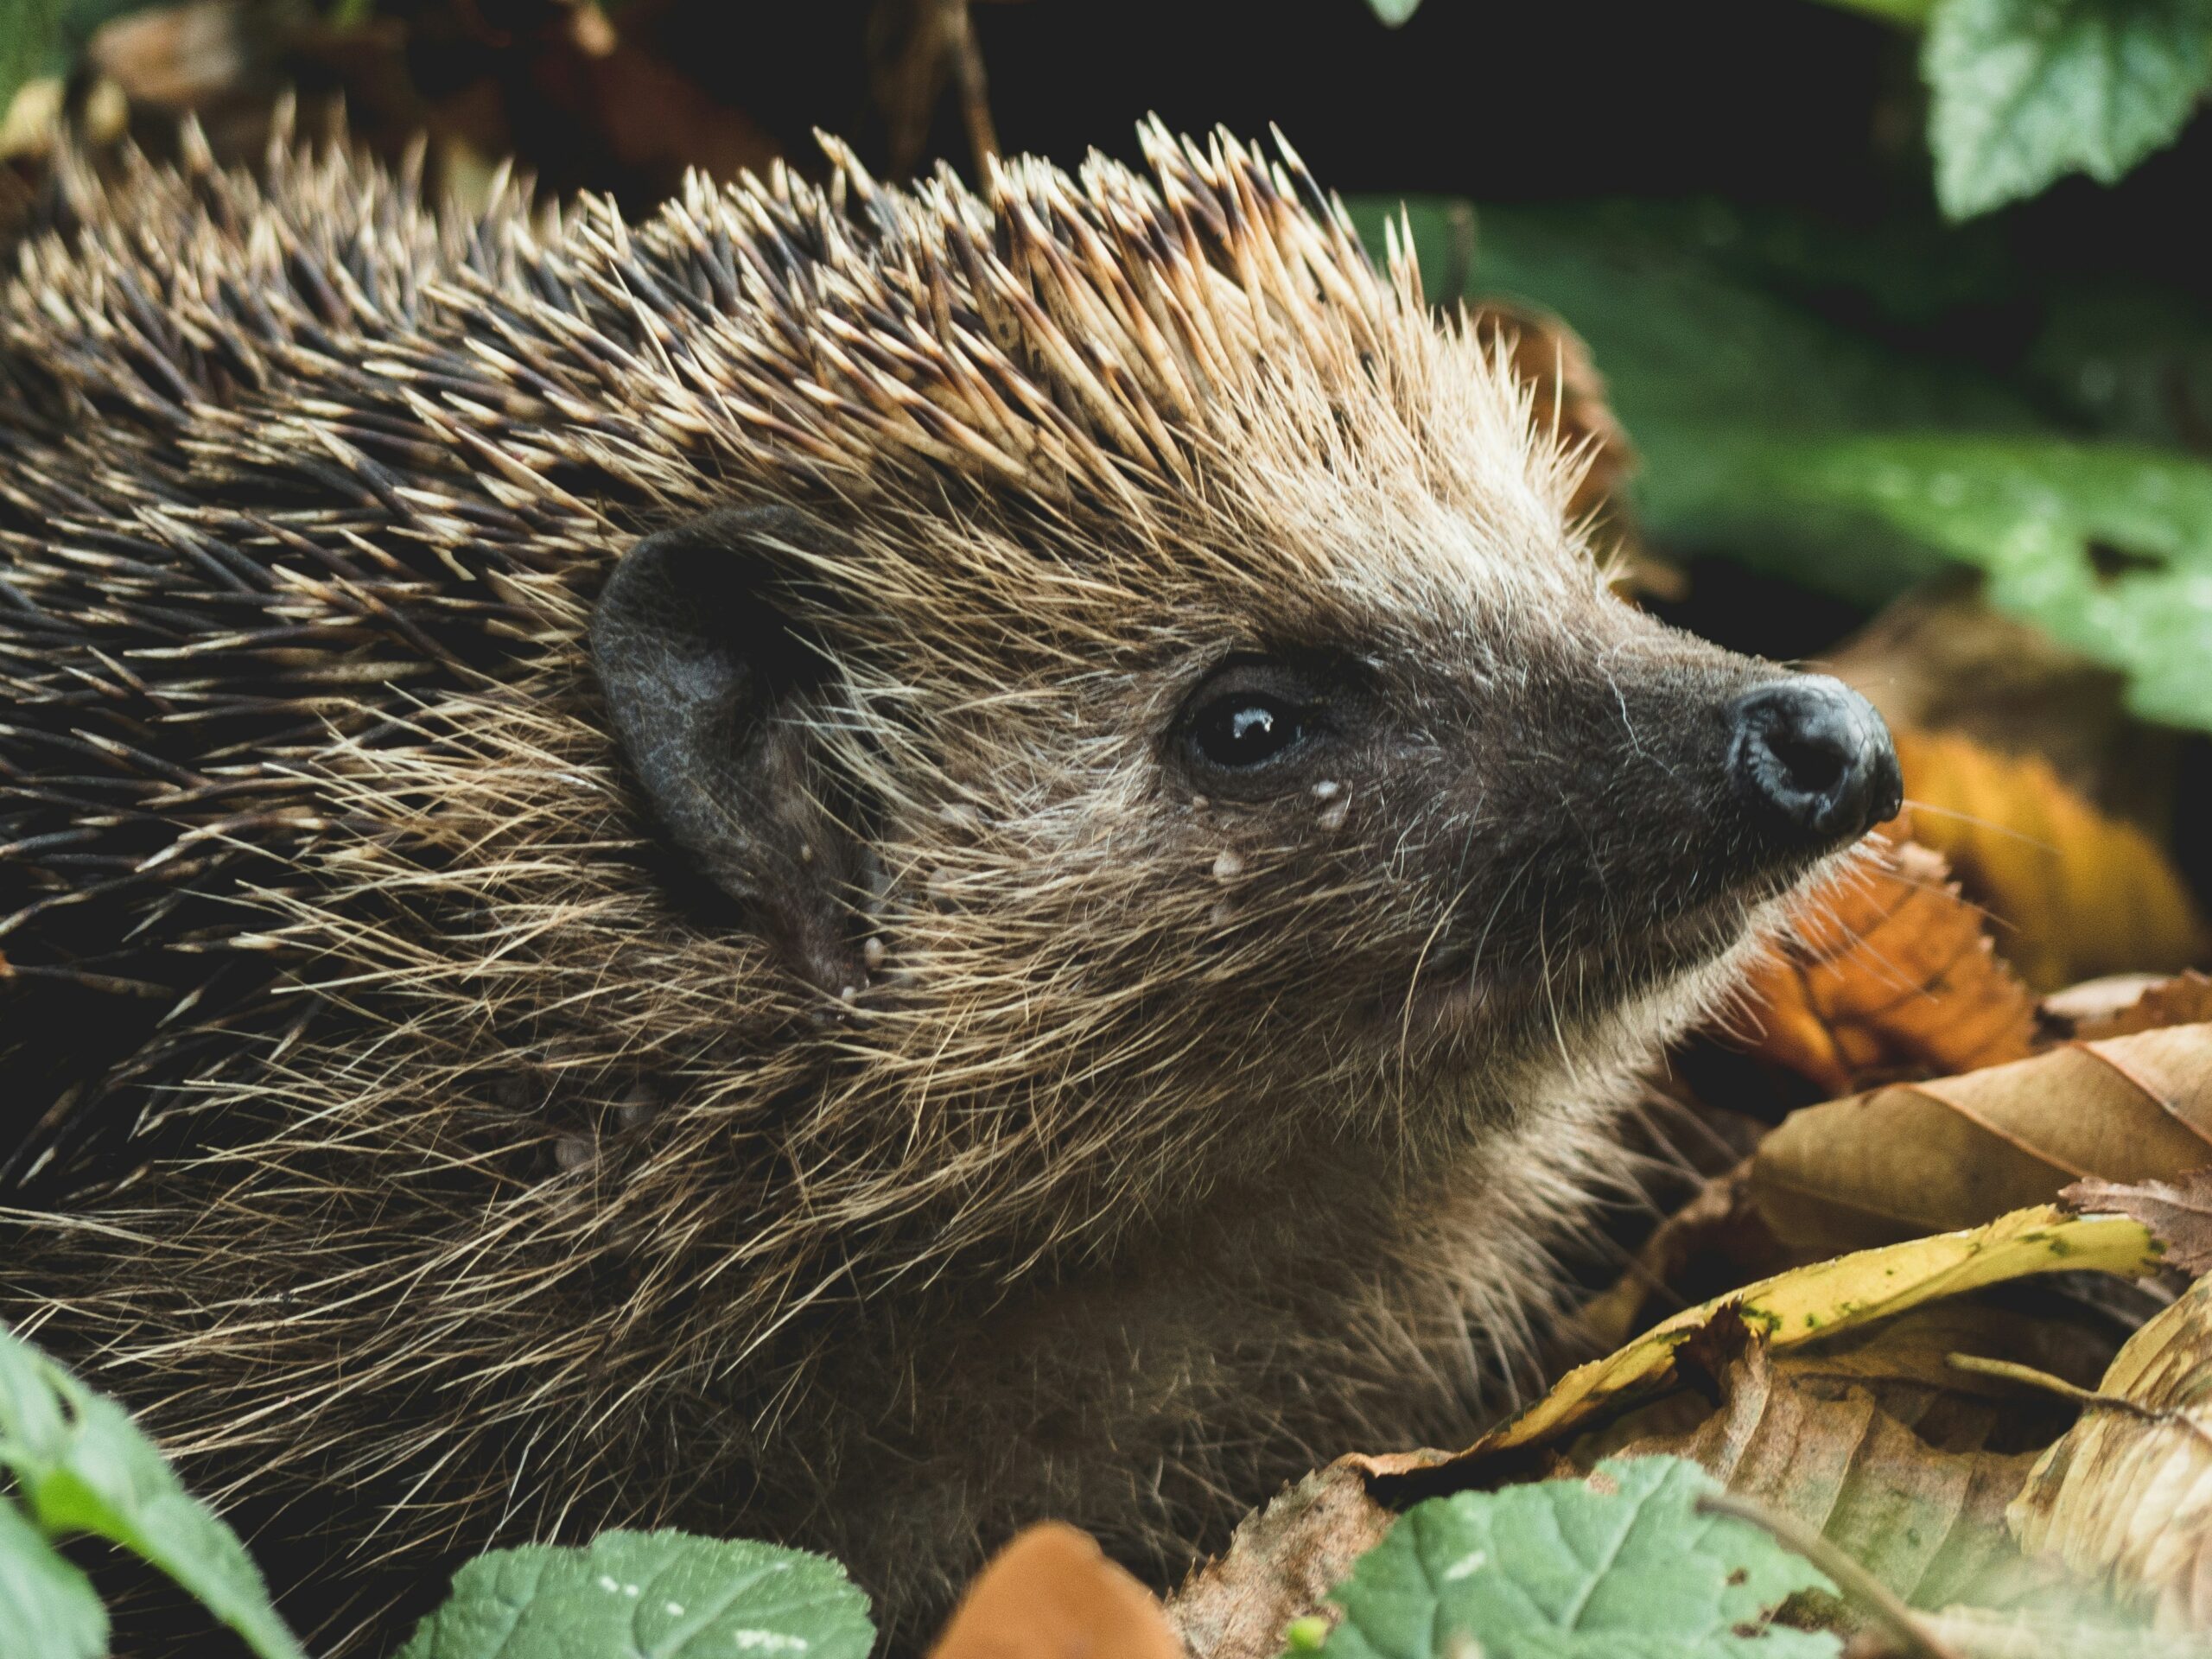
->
[1891,728,2209,993]
[929,1523,1183,1659]
[1734,838,2037,1096]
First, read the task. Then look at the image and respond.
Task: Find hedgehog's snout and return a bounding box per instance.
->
[1727,676,1901,850]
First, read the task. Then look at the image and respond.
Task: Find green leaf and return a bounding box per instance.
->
[0,1323,303,1659]
[1923,0,2212,219]
[1365,0,1423,24]
[1313,1457,1840,1659]
[1347,197,2034,433]
[396,1529,876,1659]
[0,1494,105,1659]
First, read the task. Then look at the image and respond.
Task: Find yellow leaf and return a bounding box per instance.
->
[1383,1205,2160,1477]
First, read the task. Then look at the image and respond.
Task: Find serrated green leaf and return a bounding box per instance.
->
[1923,0,2212,219]
[0,1323,302,1659]
[0,1493,105,1659]
[1314,1457,1840,1659]
[395,1529,875,1659]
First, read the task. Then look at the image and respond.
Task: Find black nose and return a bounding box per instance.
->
[1729,676,1902,846]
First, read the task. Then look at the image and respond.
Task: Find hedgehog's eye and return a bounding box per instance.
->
[1178,662,1329,789]
[1192,694,1305,769]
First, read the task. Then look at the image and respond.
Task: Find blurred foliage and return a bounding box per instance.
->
[1353,197,2212,729]
[1362,0,1422,26]
[0,0,159,111]
[0,1,59,112]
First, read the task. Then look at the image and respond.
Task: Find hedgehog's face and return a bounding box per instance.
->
[591,480,1897,1159]
[1147,577,1898,1090]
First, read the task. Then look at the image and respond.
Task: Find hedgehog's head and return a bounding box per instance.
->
[586,132,1897,1214]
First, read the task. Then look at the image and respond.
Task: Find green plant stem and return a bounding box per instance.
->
[1948,1352,2212,1448]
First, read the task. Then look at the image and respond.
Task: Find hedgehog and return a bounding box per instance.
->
[0,110,1900,1656]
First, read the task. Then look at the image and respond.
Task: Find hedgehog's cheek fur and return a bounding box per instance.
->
[592,507,874,1004]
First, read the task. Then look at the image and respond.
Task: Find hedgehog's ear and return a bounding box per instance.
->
[591,506,871,1002]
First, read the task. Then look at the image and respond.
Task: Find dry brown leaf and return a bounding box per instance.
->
[1750,1022,2212,1258]
[1890,728,2209,994]
[1734,838,2037,1097]
[2010,1270,2212,1630]
[931,1522,1184,1659]
[1166,1463,1398,1659]
[87,1,250,109]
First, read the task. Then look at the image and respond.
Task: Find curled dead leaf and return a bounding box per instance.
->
[1733,838,2037,1097]
[2010,1271,2212,1630]
[1750,1022,2212,1258]
[1467,297,1637,534]
[88,1,250,109]
[2063,1168,2212,1278]
[1890,728,2209,994]
[930,1522,1184,1659]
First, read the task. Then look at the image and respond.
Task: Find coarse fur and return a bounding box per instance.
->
[1,111,1852,1654]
